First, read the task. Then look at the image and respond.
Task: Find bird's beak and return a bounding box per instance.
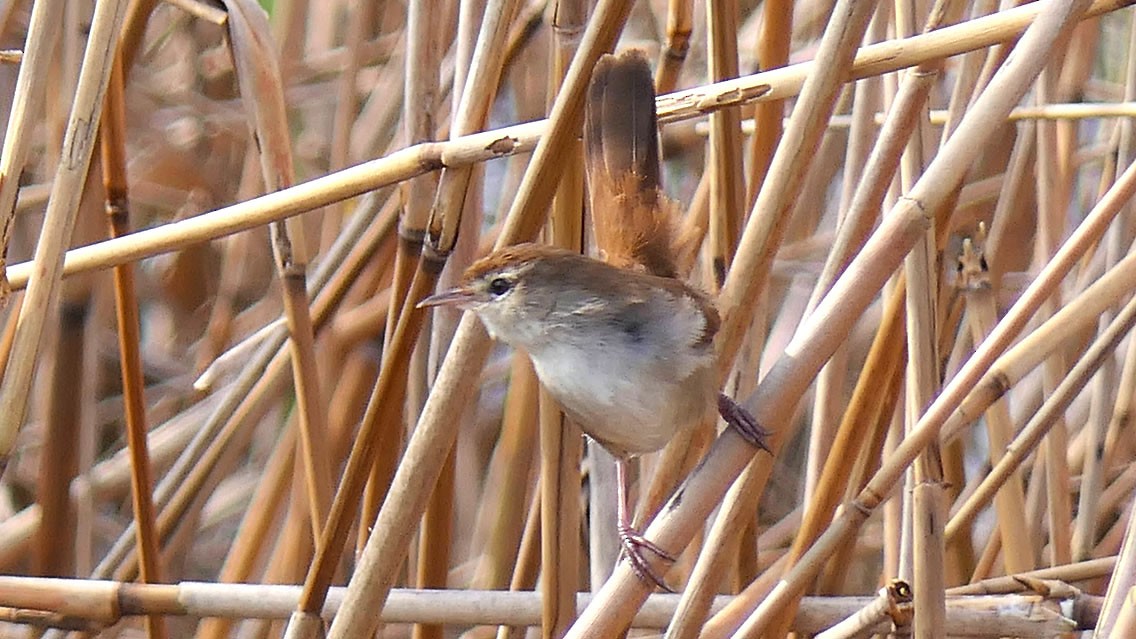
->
[418,287,475,309]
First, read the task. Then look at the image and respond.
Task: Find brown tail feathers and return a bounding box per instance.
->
[584,50,680,279]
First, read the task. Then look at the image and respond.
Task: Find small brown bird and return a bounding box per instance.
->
[420,51,768,587]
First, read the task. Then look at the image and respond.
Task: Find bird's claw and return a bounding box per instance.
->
[618,522,675,592]
[718,393,772,453]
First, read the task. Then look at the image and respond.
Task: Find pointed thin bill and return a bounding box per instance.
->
[417,288,475,308]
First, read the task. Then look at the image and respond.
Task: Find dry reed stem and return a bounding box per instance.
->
[400,0,443,459]
[704,0,744,286]
[653,0,691,93]
[0,576,1095,634]
[0,0,127,466]
[0,0,63,297]
[814,581,912,639]
[959,250,1034,573]
[905,158,947,639]
[222,0,333,543]
[946,289,1136,544]
[745,0,792,208]
[897,5,966,632]
[99,42,167,639]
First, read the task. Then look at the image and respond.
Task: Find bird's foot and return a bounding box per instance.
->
[618,522,676,592]
[718,393,772,453]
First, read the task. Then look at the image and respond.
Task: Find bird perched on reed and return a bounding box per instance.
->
[420,50,769,588]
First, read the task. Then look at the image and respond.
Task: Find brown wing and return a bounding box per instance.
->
[584,50,679,279]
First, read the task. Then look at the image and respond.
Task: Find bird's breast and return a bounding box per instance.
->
[527,339,715,457]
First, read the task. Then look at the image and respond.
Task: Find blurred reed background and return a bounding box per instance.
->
[0,0,1133,637]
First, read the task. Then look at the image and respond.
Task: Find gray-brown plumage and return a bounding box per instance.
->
[419,51,770,591]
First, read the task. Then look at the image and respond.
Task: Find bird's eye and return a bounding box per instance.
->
[488,277,513,296]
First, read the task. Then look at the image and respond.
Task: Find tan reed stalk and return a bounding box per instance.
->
[317,2,638,637]
[803,3,886,508]
[0,0,63,298]
[4,0,1129,298]
[541,0,587,632]
[894,5,941,609]
[817,333,907,595]
[1033,64,1098,570]
[404,4,448,637]
[905,166,948,639]
[37,4,92,568]
[223,0,333,541]
[938,298,973,586]
[654,0,692,93]
[745,0,792,206]
[949,556,1117,594]
[99,43,167,639]
[704,0,744,287]
[0,0,128,466]
[537,393,583,638]
[366,0,438,543]
[0,574,1097,633]
[957,240,1034,573]
[946,289,1136,545]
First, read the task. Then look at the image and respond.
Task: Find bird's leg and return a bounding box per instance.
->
[615,457,675,591]
[718,393,772,453]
